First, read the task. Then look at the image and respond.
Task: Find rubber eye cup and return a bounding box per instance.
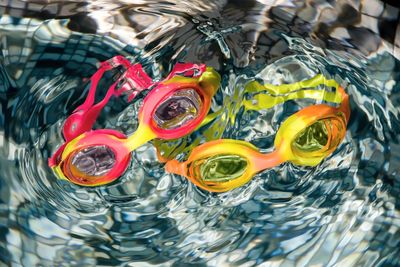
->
[59,131,132,186]
[291,115,346,165]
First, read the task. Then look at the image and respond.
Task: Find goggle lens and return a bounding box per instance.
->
[292,116,346,158]
[192,154,248,183]
[153,89,202,130]
[293,120,329,152]
[71,145,116,177]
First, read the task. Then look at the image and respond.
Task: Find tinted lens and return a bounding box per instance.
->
[153,89,202,130]
[71,145,116,176]
[192,154,248,183]
[292,117,345,157]
[293,120,328,152]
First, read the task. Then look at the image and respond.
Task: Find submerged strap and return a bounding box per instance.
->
[203,74,342,122]
[242,74,342,111]
[244,74,339,95]
[243,88,342,110]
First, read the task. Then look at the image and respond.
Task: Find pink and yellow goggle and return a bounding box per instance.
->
[49,56,221,186]
[165,76,350,192]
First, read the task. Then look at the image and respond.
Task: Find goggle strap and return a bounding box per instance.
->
[62,64,111,140]
[245,74,339,95]
[122,64,155,102]
[79,80,120,126]
[100,55,132,69]
[78,56,131,112]
[63,56,154,141]
[243,88,342,111]
[198,108,224,128]
[74,65,109,115]
[165,63,206,80]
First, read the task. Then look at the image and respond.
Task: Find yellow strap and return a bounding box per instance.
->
[242,74,341,111]
[243,89,342,111]
[244,74,339,95]
[198,108,224,128]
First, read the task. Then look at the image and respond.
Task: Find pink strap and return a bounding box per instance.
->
[122,64,154,102]
[62,56,154,141]
[165,63,206,80]
[61,59,203,142]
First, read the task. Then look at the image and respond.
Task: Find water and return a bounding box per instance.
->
[0,0,400,266]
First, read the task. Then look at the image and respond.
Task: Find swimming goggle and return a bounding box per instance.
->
[49,56,221,186]
[165,75,350,192]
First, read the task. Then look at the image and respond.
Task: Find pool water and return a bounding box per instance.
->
[0,1,400,266]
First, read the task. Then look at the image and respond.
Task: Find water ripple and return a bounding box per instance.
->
[0,0,400,266]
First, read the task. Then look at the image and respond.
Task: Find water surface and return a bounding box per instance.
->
[0,0,400,266]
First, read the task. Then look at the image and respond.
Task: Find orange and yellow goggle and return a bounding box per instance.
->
[165,75,350,192]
